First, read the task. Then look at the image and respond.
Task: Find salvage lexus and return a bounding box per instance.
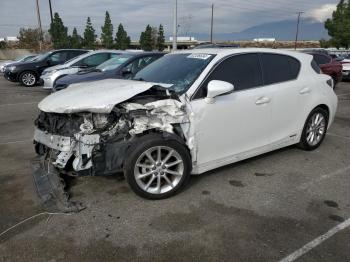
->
[33,48,338,205]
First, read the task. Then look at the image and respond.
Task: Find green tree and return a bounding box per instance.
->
[325,0,350,48]
[18,28,42,49]
[49,12,69,48]
[157,24,165,51]
[0,41,7,49]
[115,23,130,50]
[139,25,153,51]
[70,27,82,48]
[101,11,114,48]
[84,17,96,49]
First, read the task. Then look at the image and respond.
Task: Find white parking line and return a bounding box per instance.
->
[0,139,31,145]
[337,92,350,97]
[328,133,350,142]
[0,102,38,107]
[279,218,350,262]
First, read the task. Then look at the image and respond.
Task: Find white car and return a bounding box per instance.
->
[34,48,338,201]
[340,56,350,80]
[40,50,127,89]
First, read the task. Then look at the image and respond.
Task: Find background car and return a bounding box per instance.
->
[53,52,164,91]
[0,54,37,73]
[304,52,343,86]
[340,54,350,81]
[3,49,88,87]
[40,50,130,90]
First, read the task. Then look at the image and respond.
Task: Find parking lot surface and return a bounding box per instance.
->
[0,77,349,262]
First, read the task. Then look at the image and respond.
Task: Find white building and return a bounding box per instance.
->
[5,36,19,42]
[169,36,197,42]
[0,38,5,42]
[253,38,276,42]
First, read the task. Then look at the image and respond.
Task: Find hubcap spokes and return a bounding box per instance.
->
[134,146,184,194]
[23,73,35,86]
[306,113,326,146]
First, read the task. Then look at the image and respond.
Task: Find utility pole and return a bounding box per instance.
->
[35,0,43,50]
[294,11,304,50]
[48,0,53,24]
[172,0,177,51]
[210,4,214,43]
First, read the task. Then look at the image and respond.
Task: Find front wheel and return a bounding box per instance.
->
[298,107,329,151]
[124,134,192,199]
[20,71,37,87]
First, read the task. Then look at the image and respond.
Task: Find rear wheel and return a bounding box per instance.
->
[20,71,37,87]
[124,134,191,199]
[298,107,328,151]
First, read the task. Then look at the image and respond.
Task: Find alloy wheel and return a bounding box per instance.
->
[22,73,36,86]
[306,112,326,146]
[134,146,184,194]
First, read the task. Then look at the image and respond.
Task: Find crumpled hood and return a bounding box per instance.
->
[38,79,156,114]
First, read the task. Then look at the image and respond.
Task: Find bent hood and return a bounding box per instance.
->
[38,79,156,114]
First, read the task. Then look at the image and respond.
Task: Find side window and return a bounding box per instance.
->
[311,60,321,73]
[110,53,120,58]
[194,53,263,98]
[75,53,110,67]
[48,52,67,64]
[260,53,301,85]
[125,56,159,76]
[313,54,331,65]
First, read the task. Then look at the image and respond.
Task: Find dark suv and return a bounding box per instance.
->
[3,49,88,87]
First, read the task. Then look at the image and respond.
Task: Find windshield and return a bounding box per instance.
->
[31,52,50,61]
[133,53,215,94]
[96,54,134,71]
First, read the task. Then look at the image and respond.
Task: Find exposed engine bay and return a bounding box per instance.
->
[33,85,193,212]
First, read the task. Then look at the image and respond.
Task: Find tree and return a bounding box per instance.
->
[101,11,114,48]
[18,28,42,49]
[83,17,96,49]
[325,0,350,48]
[139,25,153,51]
[0,41,7,49]
[115,23,130,50]
[70,27,82,48]
[157,24,165,51]
[49,12,69,48]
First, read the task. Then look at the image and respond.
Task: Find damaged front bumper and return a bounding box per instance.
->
[34,128,100,172]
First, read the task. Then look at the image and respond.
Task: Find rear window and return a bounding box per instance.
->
[260,53,301,85]
[313,54,331,65]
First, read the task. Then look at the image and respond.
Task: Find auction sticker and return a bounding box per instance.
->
[187,54,212,60]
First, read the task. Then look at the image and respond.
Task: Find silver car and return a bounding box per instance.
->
[41,50,128,90]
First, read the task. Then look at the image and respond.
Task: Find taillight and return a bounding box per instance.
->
[326,79,334,88]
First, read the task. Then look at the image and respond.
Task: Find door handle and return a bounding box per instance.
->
[299,87,311,94]
[255,96,271,105]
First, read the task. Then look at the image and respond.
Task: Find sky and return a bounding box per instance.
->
[0,0,340,39]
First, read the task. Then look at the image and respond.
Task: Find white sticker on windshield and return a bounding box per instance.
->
[187,54,212,60]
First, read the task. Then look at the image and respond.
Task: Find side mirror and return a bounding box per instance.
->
[205,80,234,103]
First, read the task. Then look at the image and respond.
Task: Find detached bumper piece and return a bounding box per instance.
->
[32,158,85,213]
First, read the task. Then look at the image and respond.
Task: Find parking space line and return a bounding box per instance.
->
[0,102,38,107]
[328,133,350,142]
[337,92,350,97]
[279,218,350,262]
[0,139,32,145]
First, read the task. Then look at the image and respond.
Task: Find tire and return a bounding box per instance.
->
[298,107,329,151]
[124,133,192,199]
[19,71,37,87]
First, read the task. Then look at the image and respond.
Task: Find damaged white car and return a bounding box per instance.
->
[33,48,338,205]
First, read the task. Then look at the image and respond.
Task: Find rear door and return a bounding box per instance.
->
[259,53,302,144]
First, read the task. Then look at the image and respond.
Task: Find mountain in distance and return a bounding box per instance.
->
[190,18,329,41]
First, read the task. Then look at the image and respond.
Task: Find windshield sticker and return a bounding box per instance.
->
[187,54,212,60]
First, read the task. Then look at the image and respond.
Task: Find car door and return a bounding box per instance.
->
[190,53,273,168]
[259,53,302,144]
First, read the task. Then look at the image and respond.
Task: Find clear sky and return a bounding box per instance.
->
[0,0,340,39]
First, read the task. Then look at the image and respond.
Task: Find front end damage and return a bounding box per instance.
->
[33,85,193,211]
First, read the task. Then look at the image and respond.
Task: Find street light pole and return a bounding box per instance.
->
[294,12,304,50]
[35,0,43,50]
[210,4,214,43]
[48,0,53,24]
[172,0,177,51]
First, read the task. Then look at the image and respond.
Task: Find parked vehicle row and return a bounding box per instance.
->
[33,48,338,203]
[0,54,38,73]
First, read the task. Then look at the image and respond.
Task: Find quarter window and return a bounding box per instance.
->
[260,53,301,85]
